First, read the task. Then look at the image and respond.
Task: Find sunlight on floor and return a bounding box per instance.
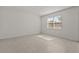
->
[36,35,57,40]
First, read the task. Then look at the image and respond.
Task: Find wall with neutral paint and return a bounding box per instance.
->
[41,7,79,41]
[0,7,41,39]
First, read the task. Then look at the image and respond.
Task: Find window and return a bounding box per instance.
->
[47,16,62,30]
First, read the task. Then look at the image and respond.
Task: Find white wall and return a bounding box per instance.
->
[41,7,79,41]
[0,7,41,39]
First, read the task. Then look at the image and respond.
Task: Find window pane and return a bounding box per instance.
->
[47,16,62,30]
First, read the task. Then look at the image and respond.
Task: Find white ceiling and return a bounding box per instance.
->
[0,6,72,16]
[16,6,72,16]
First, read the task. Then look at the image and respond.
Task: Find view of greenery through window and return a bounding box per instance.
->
[47,16,62,29]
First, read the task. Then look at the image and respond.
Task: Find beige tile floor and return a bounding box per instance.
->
[0,34,79,53]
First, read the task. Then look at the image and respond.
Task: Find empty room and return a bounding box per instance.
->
[0,6,79,53]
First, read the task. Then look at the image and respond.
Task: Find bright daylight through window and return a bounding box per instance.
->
[47,16,62,30]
